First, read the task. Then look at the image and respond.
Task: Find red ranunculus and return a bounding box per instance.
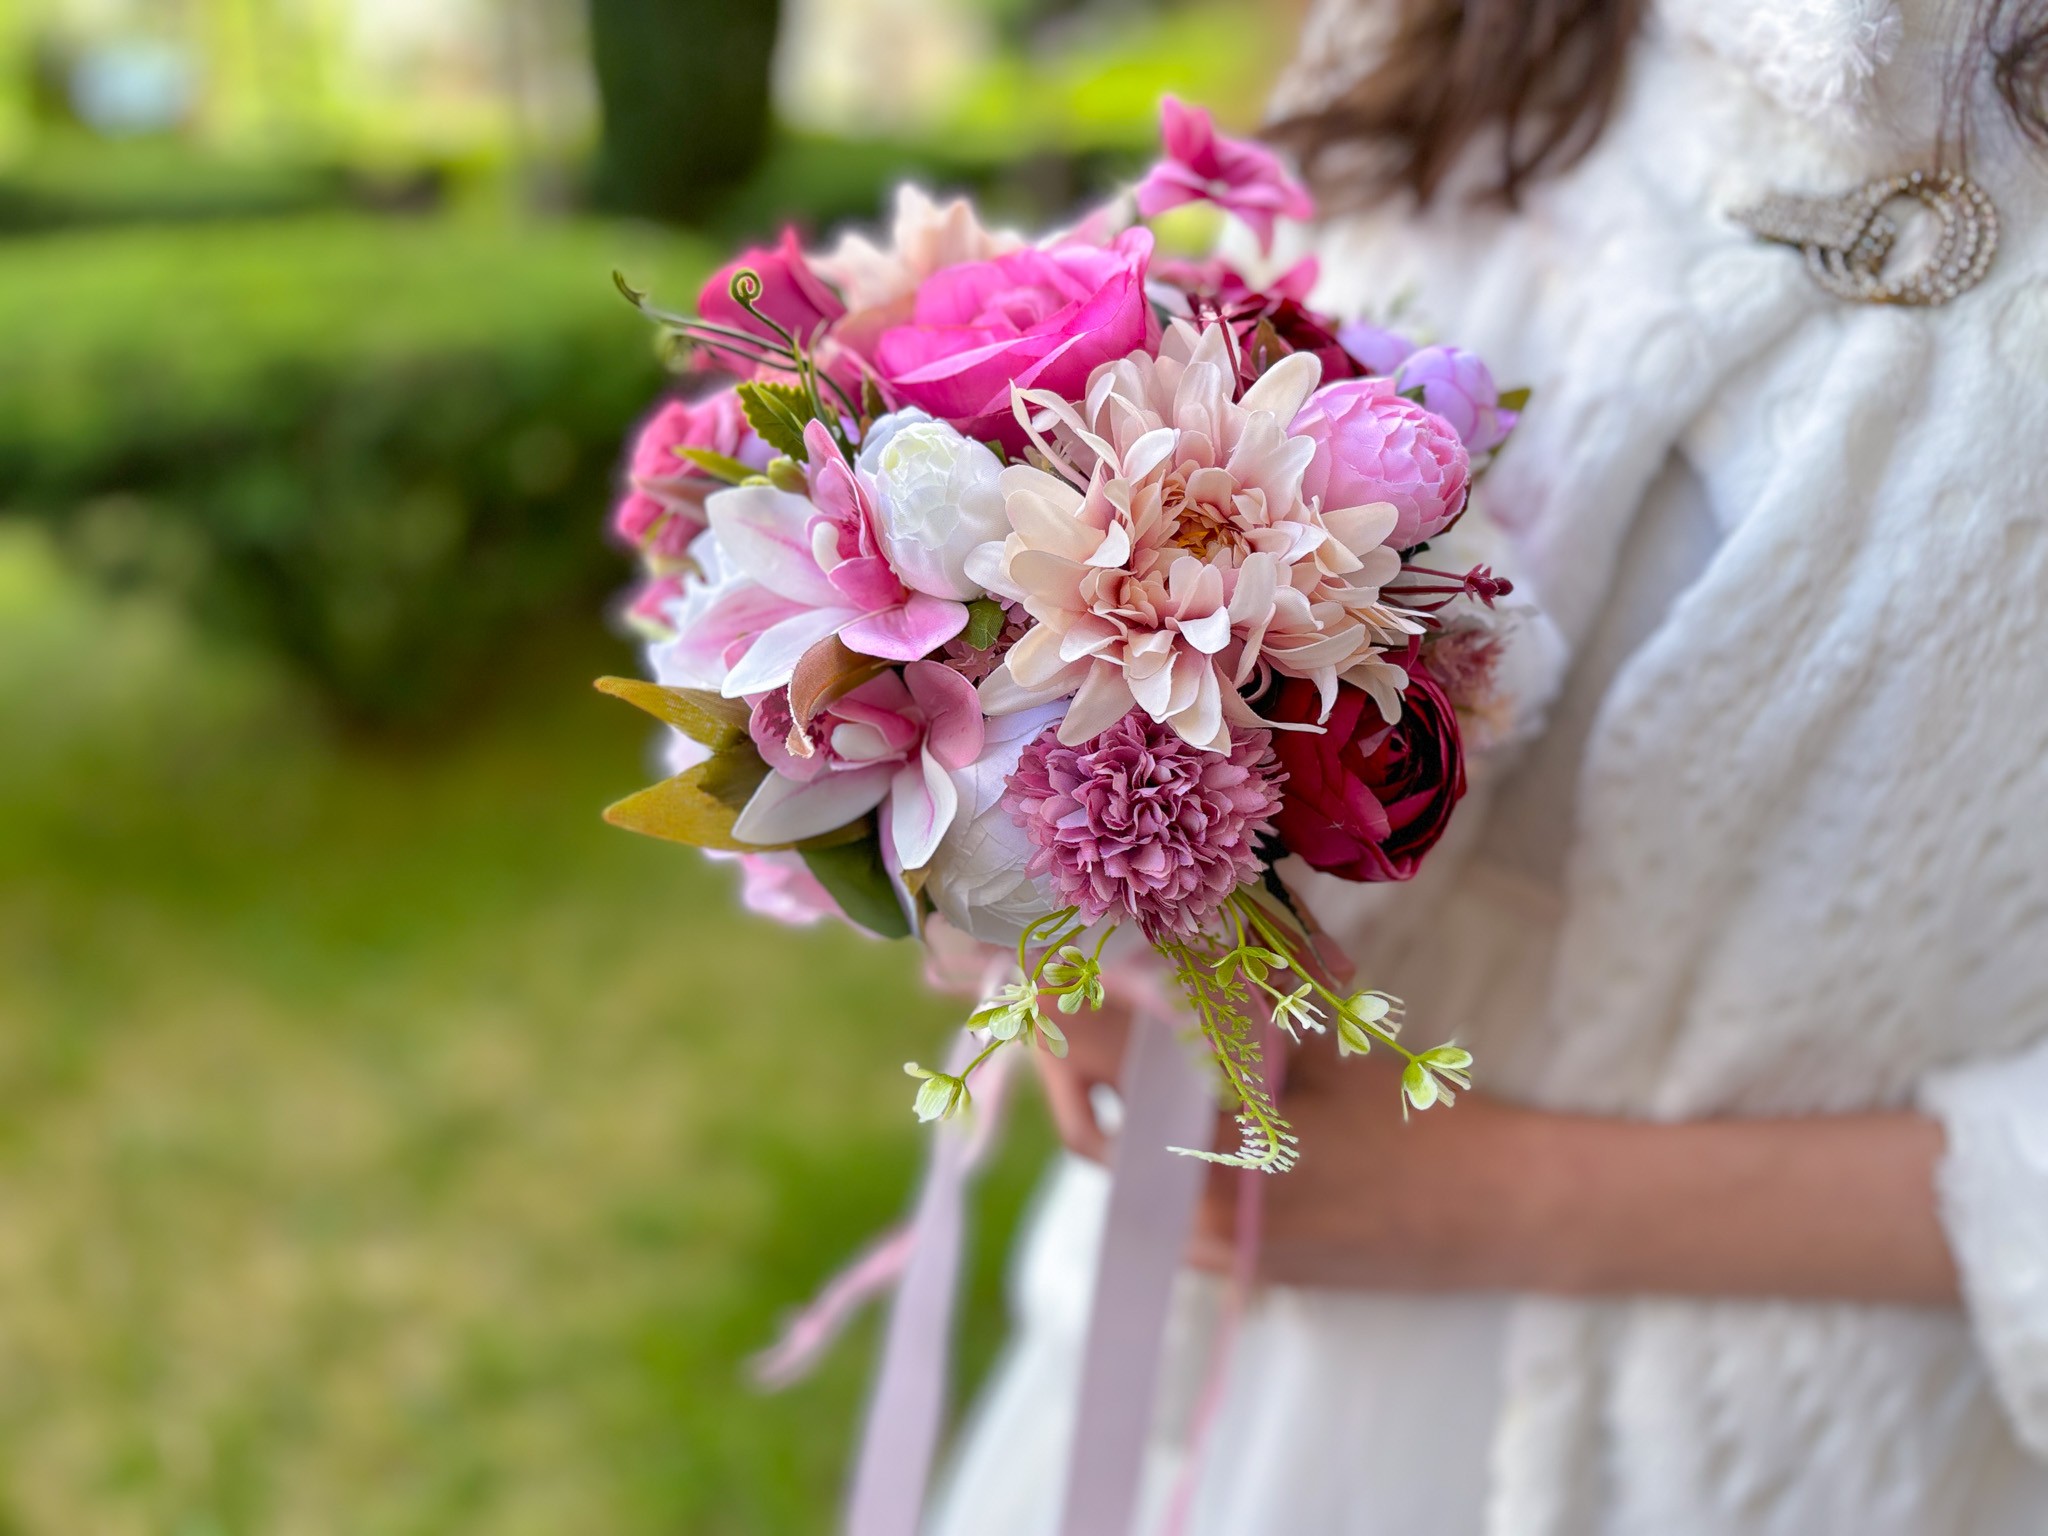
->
[1269,668,1466,882]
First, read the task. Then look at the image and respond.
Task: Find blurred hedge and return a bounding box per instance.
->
[0,215,710,722]
[0,138,364,234]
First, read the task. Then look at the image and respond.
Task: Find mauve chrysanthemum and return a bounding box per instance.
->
[1003,713,1283,939]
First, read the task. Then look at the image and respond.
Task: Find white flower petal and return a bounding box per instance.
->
[717,607,855,697]
[889,750,959,873]
[732,763,893,846]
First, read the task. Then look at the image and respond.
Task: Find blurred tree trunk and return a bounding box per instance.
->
[587,0,782,223]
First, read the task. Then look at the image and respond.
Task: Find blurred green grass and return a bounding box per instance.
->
[0,523,1051,1534]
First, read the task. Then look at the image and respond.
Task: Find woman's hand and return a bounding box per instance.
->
[1033,1002,1132,1164]
[1188,1034,1538,1289]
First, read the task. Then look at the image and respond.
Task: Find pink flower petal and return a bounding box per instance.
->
[1057,661,1137,744]
[903,660,986,770]
[838,593,970,662]
[707,486,843,608]
[719,607,856,697]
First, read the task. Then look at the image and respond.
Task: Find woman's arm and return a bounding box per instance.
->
[1201,1045,1957,1304]
[1040,1023,1958,1305]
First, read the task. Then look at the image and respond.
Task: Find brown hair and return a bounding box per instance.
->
[1271,0,2048,209]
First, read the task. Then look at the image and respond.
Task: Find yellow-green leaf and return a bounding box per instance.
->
[594,676,751,751]
[603,764,760,851]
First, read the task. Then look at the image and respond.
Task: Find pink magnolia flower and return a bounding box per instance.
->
[874,229,1156,453]
[979,321,1422,752]
[1291,378,1471,553]
[649,529,817,696]
[1003,711,1283,940]
[612,392,770,562]
[706,421,971,697]
[1395,345,1520,454]
[697,227,848,373]
[1133,97,1315,255]
[732,662,986,873]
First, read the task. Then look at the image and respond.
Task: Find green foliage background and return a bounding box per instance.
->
[0,527,1051,1532]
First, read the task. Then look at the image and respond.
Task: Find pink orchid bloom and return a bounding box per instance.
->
[732,662,986,873]
[705,421,969,697]
[1133,97,1316,255]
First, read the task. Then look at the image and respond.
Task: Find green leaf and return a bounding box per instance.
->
[602,750,768,850]
[1398,384,1429,406]
[674,447,755,484]
[765,456,808,492]
[695,749,770,814]
[737,380,816,462]
[860,373,886,424]
[801,834,912,939]
[1497,386,1532,411]
[963,597,1006,651]
[593,676,751,751]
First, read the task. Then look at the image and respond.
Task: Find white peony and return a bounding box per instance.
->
[922,702,1065,946]
[858,411,1010,601]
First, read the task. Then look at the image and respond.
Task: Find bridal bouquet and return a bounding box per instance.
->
[600,100,1530,1171]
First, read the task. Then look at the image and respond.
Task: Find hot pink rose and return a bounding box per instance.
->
[612,391,769,561]
[875,229,1156,453]
[1133,96,1315,254]
[697,227,847,373]
[1291,378,1471,551]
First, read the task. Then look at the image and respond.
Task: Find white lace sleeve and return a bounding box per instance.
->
[1921,1035,2048,1459]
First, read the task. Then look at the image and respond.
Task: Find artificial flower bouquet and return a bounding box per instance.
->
[599,100,1532,1171]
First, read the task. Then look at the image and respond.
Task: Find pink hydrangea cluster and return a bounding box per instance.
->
[1003,713,1283,940]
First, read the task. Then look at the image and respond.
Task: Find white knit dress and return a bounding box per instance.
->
[926,1,2048,1532]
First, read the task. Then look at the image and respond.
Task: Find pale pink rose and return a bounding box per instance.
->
[612,391,770,562]
[1291,378,1471,552]
[732,661,986,874]
[697,227,847,373]
[704,421,971,696]
[1133,97,1315,254]
[875,229,1156,453]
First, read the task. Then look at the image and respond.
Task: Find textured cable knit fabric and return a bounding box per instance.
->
[928,1,2048,1531]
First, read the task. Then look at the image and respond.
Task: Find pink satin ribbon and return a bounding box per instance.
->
[1056,1007,1218,1536]
[761,968,1243,1536]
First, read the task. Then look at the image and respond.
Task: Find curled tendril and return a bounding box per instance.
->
[726,266,801,350]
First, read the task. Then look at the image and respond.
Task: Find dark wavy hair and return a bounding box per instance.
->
[1269,0,2048,206]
